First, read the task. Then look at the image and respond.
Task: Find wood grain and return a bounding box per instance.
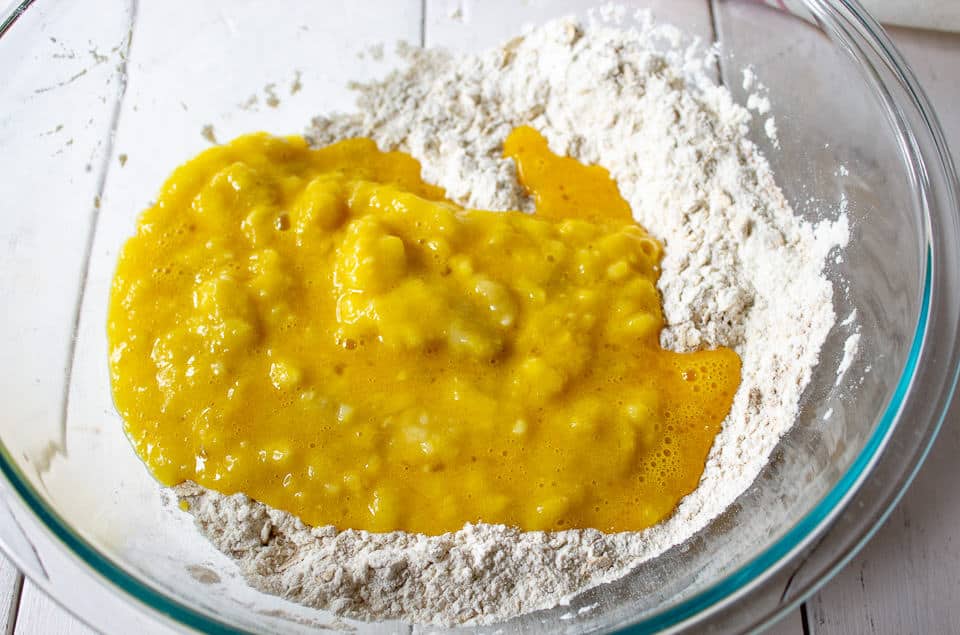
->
[14,581,96,635]
[0,556,22,633]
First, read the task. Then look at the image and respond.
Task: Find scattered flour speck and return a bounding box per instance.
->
[765,117,780,147]
[836,333,861,386]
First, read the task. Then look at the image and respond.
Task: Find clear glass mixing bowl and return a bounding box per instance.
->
[0,0,957,633]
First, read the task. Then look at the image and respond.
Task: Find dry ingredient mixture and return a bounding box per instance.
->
[173,10,848,627]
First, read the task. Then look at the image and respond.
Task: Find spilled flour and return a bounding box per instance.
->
[175,9,848,627]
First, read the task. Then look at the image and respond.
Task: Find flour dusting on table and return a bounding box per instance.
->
[175,10,847,626]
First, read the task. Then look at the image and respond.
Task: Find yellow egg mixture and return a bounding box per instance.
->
[108,127,741,534]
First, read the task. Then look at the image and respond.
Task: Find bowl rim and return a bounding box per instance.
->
[0,0,957,633]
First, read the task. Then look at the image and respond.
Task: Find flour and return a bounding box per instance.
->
[175,10,847,627]
[836,333,861,386]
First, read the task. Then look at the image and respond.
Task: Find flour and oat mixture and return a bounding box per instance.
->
[175,9,848,627]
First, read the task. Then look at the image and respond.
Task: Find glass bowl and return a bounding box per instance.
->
[0,0,957,633]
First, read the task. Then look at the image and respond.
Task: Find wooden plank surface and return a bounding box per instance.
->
[769,608,806,635]
[807,26,960,635]
[14,581,96,635]
[0,556,22,632]
[809,397,960,634]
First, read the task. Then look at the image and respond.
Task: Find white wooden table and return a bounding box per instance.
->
[1,2,957,633]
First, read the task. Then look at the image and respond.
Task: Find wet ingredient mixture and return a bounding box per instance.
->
[109,128,740,535]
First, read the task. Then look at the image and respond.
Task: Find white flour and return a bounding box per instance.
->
[175,10,847,627]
